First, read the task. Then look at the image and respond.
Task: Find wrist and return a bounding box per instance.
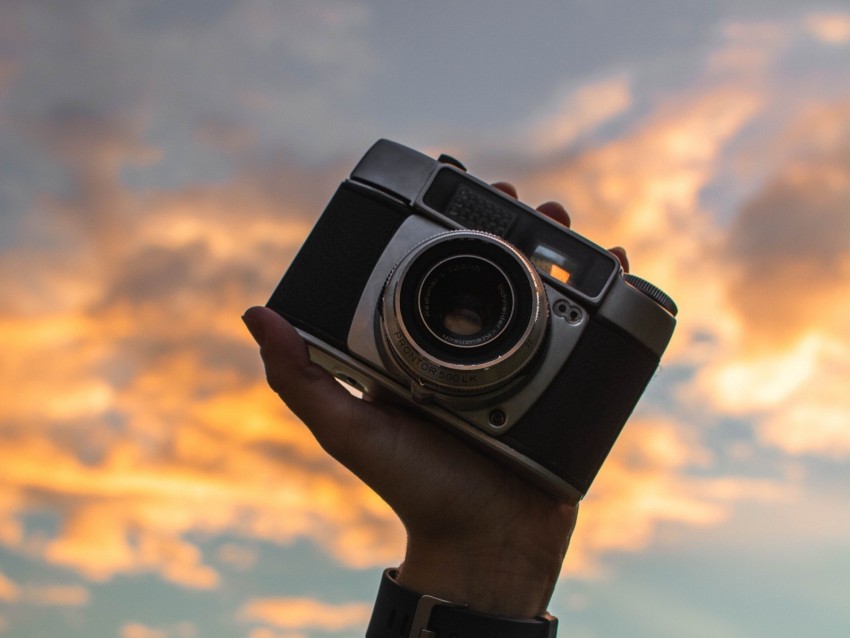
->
[396,519,571,618]
[368,568,558,638]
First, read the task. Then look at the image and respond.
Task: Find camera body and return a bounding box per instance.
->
[268,140,677,503]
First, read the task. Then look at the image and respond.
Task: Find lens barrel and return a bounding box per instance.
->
[381,231,548,396]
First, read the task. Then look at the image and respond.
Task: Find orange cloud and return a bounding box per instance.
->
[567,417,720,574]
[0,571,18,602]
[21,584,90,607]
[707,20,789,78]
[514,29,850,461]
[121,625,167,638]
[525,74,633,153]
[0,491,23,547]
[519,82,762,363]
[239,597,372,632]
[0,580,91,607]
[0,109,403,587]
[691,99,850,456]
[215,542,259,570]
[120,622,196,638]
[805,12,850,45]
[566,416,789,577]
[248,629,305,638]
[722,101,850,347]
[0,407,404,582]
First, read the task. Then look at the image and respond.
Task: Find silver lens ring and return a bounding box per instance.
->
[381,230,549,396]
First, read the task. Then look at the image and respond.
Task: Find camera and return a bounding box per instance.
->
[267,140,677,503]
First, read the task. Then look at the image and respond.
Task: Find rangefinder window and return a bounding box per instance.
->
[529,242,618,300]
[531,244,575,284]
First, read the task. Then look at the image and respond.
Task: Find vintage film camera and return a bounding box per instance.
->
[267,140,677,503]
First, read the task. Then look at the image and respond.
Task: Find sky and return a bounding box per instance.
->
[0,1,849,637]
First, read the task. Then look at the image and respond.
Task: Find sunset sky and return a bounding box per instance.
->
[1,2,849,637]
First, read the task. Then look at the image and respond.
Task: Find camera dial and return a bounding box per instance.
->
[381,231,549,396]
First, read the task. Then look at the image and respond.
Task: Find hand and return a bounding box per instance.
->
[242,184,629,618]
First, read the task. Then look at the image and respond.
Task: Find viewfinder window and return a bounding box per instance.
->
[531,245,574,284]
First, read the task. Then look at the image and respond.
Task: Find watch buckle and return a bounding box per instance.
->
[409,594,467,638]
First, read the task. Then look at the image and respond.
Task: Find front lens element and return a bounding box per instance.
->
[419,255,514,348]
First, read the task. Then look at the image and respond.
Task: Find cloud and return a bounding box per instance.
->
[0,107,403,588]
[248,630,305,638]
[805,12,850,45]
[722,100,850,348]
[239,597,372,632]
[523,74,633,153]
[120,621,197,638]
[706,20,789,79]
[514,81,763,362]
[693,99,850,456]
[1,386,405,582]
[565,415,793,578]
[0,583,91,607]
[0,491,23,547]
[505,26,850,462]
[46,507,221,588]
[24,584,90,607]
[121,624,167,638]
[0,571,18,602]
[215,542,259,570]
[568,417,734,574]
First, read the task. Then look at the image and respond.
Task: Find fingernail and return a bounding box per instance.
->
[242,311,266,346]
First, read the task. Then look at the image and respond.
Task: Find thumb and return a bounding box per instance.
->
[242,306,364,457]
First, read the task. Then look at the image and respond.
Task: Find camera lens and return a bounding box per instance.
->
[381,231,549,396]
[418,255,514,348]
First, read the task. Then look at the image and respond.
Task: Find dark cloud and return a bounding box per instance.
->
[723,100,850,347]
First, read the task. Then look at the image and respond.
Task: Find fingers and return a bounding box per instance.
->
[242,306,458,501]
[608,246,630,273]
[535,201,570,227]
[491,181,518,198]
[492,182,571,228]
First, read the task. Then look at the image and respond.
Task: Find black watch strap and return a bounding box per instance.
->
[365,568,558,638]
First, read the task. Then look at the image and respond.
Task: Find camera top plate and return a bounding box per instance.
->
[353,139,621,306]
